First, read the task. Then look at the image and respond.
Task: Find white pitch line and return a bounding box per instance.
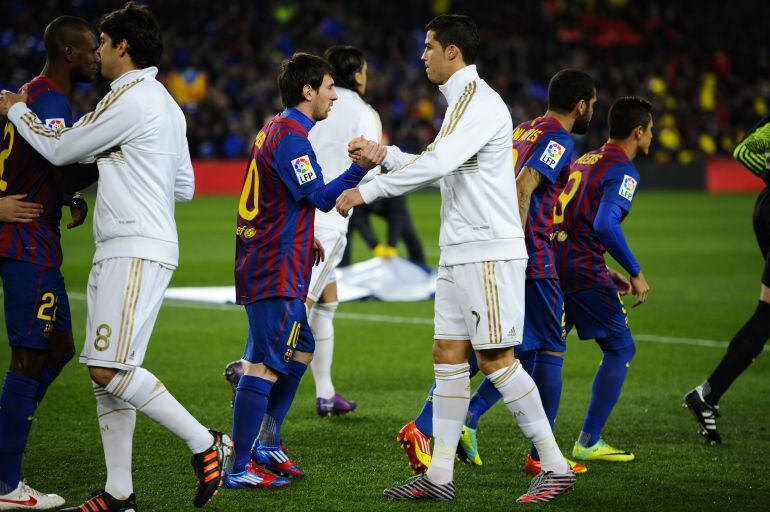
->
[36,292,767,352]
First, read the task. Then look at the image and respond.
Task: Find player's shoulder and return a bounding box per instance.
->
[26,77,67,105]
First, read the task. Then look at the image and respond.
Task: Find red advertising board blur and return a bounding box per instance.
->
[193,160,247,195]
[706,157,765,193]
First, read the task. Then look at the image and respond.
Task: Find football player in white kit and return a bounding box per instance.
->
[305,45,381,416]
[0,3,230,510]
[337,14,575,504]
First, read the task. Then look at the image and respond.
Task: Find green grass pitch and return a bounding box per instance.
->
[1,191,768,511]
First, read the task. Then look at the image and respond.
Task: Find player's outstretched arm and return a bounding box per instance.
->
[356,97,500,206]
[1,86,141,167]
[312,142,386,214]
[349,136,417,174]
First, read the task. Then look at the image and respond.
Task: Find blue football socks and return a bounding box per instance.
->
[34,363,60,405]
[413,383,435,437]
[260,360,307,448]
[232,375,273,472]
[580,336,636,447]
[529,352,564,460]
[0,372,40,493]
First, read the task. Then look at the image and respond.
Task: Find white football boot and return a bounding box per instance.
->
[0,481,65,510]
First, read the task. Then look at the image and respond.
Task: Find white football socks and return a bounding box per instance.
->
[105,367,213,454]
[489,362,569,474]
[309,301,338,399]
[94,383,136,500]
[425,363,470,485]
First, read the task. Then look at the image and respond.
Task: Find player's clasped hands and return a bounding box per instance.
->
[336,139,386,218]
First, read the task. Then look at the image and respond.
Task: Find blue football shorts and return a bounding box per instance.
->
[0,258,71,350]
[243,297,315,375]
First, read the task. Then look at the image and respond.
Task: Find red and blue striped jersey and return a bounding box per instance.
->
[235,108,325,304]
[553,143,640,294]
[512,117,574,279]
[0,77,72,268]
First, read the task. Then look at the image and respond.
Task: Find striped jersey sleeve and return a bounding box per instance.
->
[733,119,770,179]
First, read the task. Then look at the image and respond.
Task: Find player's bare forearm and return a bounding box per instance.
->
[65,193,88,229]
[517,188,530,228]
[515,167,542,228]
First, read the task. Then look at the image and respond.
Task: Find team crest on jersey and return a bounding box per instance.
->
[539,140,566,169]
[619,174,637,201]
[291,155,317,185]
[45,118,66,130]
[254,130,266,148]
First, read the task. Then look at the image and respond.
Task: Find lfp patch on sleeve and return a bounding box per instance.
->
[291,155,317,185]
[539,140,566,169]
[618,174,638,201]
[44,118,66,130]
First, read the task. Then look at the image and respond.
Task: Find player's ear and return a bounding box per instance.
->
[576,99,586,116]
[302,84,314,102]
[446,44,458,61]
[64,45,74,64]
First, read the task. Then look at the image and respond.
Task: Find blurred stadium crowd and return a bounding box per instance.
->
[1,0,768,163]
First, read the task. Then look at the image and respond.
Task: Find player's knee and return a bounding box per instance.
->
[49,331,76,369]
[9,347,47,379]
[308,301,337,340]
[476,347,515,375]
[89,366,118,388]
[432,340,471,364]
[293,350,314,365]
[600,333,636,363]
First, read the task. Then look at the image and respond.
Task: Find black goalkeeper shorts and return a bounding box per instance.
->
[753,184,770,286]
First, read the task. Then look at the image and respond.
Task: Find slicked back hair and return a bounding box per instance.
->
[425,14,479,64]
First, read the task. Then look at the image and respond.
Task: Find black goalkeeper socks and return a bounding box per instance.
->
[704,300,770,406]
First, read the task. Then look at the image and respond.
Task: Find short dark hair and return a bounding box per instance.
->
[548,69,595,113]
[324,45,365,91]
[44,16,95,57]
[99,1,162,68]
[278,52,334,108]
[425,14,479,64]
[609,97,653,139]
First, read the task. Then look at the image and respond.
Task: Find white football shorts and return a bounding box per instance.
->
[434,259,526,350]
[307,227,347,303]
[80,257,173,370]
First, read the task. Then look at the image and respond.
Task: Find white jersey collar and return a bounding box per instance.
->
[111,66,158,89]
[439,65,478,104]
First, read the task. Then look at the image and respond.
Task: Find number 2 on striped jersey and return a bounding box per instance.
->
[0,122,16,192]
[553,171,582,224]
[238,158,259,221]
